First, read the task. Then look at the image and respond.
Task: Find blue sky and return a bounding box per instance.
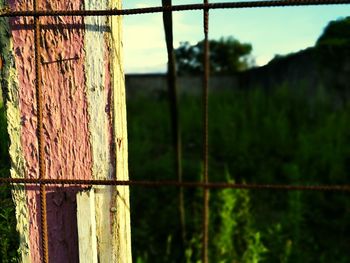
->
[122,0,350,73]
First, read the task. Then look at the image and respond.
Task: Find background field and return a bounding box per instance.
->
[1,83,350,262]
[127,85,350,262]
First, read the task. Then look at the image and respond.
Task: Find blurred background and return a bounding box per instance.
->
[1,1,350,262]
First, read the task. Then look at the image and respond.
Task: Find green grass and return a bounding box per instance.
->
[127,86,350,262]
[1,86,350,262]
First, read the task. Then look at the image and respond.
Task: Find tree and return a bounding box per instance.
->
[175,36,253,75]
[315,17,350,94]
[316,16,350,48]
[315,16,350,64]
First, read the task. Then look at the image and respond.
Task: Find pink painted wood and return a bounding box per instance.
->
[7,0,103,261]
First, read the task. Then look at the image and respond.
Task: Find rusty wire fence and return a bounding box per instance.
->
[1,1,350,262]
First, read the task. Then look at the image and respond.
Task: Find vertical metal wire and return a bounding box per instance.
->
[33,0,49,261]
[202,0,210,263]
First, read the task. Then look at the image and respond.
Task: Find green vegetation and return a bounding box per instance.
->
[0,16,349,262]
[175,37,253,75]
[1,85,350,262]
[315,17,350,96]
[128,85,350,262]
[0,101,19,263]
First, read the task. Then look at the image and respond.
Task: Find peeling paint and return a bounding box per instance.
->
[6,0,92,261]
[83,1,132,262]
[84,0,115,261]
[0,1,31,261]
[2,0,131,261]
[84,0,110,182]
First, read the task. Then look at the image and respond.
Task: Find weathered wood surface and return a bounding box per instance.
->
[0,0,131,262]
[77,189,98,263]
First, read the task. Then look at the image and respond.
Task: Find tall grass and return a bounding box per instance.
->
[0,85,350,262]
[127,86,350,262]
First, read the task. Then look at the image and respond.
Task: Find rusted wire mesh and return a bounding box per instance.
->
[1,1,350,262]
[1,0,350,17]
[1,177,350,190]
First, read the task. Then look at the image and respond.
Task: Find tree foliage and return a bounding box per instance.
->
[175,37,253,75]
[315,17,350,66]
[315,16,350,63]
[0,103,19,262]
[316,16,350,47]
[315,16,350,92]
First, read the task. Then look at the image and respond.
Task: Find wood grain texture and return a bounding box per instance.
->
[77,189,98,263]
[110,1,132,261]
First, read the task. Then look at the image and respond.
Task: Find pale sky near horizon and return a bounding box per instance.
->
[122,1,349,73]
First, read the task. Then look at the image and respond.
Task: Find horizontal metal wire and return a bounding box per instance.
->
[0,0,350,18]
[0,177,349,192]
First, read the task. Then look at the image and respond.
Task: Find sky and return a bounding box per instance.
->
[122,0,350,73]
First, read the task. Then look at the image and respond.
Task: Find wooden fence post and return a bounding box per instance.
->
[0,0,131,262]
